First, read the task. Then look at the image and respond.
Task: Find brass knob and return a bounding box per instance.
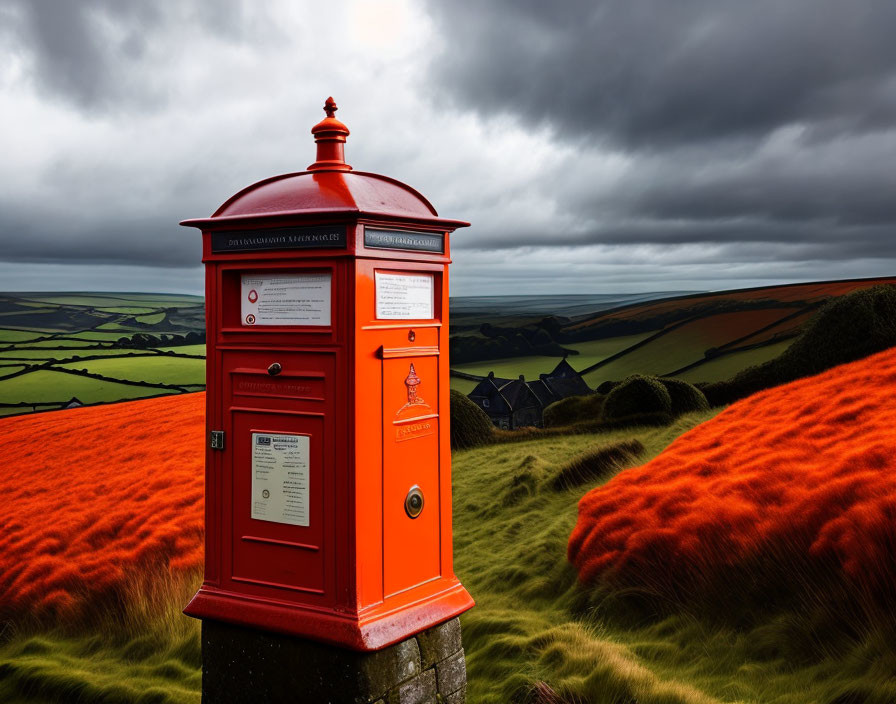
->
[267,362,282,376]
[405,486,424,519]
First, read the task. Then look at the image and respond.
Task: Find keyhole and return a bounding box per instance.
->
[408,329,416,342]
[268,362,282,376]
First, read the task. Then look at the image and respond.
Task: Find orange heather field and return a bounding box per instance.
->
[0,393,205,621]
[569,346,896,596]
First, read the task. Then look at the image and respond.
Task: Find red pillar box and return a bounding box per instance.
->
[181,98,473,651]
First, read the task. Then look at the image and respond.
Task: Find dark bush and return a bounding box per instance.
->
[601,374,672,421]
[449,390,494,450]
[595,380,619,395]
[543,393,604,428]
[704,285,896,406]
[659,378,710,415]
[551,439,645,490]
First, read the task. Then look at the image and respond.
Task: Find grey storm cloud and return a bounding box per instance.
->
[0,0,251,111]
[1,0,894,294]
[424,0,896,264]
[425,0,896,148]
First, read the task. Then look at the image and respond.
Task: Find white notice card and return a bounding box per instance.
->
[251,433,310,527]
[375,272,434,319]
[241,273,331,326]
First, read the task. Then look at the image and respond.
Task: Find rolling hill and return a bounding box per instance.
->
[451,276,896,392]
[3,342,896,701]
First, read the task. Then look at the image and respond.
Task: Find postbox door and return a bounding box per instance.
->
[381,353,441,597]
[221,349,335,603]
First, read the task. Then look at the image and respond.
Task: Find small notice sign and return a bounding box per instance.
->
[365,228,444,253]
[212,226,346,253]
[251,433,310,527]
[241,273,331,326]
[375,272,434,319]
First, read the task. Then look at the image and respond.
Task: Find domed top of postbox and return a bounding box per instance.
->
[181,98,468,231]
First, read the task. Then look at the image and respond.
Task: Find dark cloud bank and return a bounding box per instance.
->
[0,0,894,292]
[426,0,896,271]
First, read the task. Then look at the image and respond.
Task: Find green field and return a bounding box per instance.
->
[563,333,654,367]
[0,330,43,342]
[0,350,159,360]
[451,333,655,382]
[135,312,167,324]
[74,331,150,341]
[449,376,479,394]
[0,370,174,405]
[452,355,571,381]
[580,311,797,387]
[58,357,206,386]
[676,339,796,384]
[158,345,206,356]
[0,292,205,415]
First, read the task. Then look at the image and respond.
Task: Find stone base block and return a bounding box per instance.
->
[201,617,466,704]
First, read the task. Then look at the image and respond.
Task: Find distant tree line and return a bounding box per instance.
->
[117,331,205,349]
[451,318,577,364]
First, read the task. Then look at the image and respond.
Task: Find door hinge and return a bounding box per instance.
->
[210,430,225,450]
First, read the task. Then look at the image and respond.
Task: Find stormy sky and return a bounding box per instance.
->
[1,0,894,296]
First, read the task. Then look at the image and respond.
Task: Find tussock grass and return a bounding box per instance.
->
[550,440,645,491]
[0,568,201,704]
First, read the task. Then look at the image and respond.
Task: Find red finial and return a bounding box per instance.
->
[308,96,352,172]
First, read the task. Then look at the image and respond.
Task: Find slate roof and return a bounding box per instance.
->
[544,375,590,399]
[527,378,558,407]
[496,378,537,410]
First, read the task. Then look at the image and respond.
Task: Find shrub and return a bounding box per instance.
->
[595,380,619,395]
[543,393,603,428]
[450,390,494,450]
[659,378,710,415]
[703,285,896,406]
[601,375,672,422]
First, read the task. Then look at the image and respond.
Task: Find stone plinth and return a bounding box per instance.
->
[201,618,466,704]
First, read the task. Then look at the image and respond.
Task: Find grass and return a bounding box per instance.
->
[0,350,147,360]
[452,355,573,380]
[675,339,795,384]
[450,334,656,381]
[75,331,146,341]
[95,307,163,315]
[563,333,654,368]
[582,311,796,387]
[157,345,206,356]
[453,414,725,703]
[57,357,206,386]
[449,376,479,394]
[0,330,43,342]
[17,340,99,348]
[0,370,176,404]
[134,312,167,325]
[0,568,202,704]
